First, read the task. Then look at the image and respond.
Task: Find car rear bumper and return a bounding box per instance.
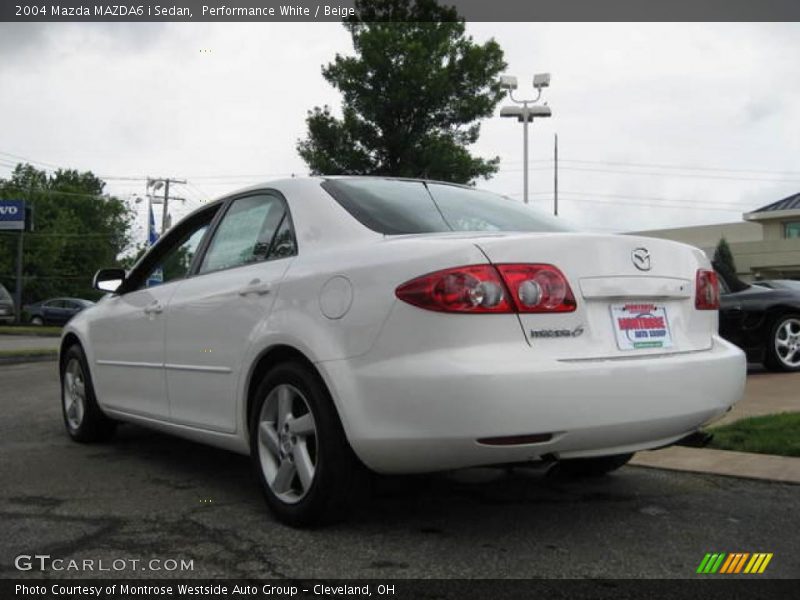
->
[321,335,746,473]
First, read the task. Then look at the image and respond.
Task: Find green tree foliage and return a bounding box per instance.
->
[297,0,507,184]
[0,163,133,304]
[713,237,738,285]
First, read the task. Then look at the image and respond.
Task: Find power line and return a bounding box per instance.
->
[0,149,150,182]
[498,163,800,184]
[501,189,751,209]
[0,186,115,200]
[570,158,800,177]
[552,191,752,210]
[0,273,94,281]
[0,150,63,170]
[501,156,800,177]
[512,193,744,213]
[556,165,800,184]
[0,231,120,238]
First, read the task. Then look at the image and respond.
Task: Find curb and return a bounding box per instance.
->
[631,446,800,485]
[0,353,58,365]
[0,331,61,338]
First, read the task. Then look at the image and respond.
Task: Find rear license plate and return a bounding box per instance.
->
[610,303,672,350]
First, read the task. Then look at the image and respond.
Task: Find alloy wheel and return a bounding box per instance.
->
[257,384,318,504]
[775,317,800,368]
[63,358,86,430]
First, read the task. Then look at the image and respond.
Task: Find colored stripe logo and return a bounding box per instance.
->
[697,552,773,574]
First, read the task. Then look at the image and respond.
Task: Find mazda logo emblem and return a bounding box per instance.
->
[632,248,651,271]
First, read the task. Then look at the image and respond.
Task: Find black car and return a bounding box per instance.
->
[717,274,800,372]
[24,297,95,326]
[755,279,800,292]
[0,284,14,324]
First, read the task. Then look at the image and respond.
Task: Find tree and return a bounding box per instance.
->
[0,164,133,305]
[713,237,737,280]
[297,0,507,184]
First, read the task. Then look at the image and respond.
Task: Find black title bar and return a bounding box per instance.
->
[3,0,800,22]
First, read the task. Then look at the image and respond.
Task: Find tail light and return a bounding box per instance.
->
[496,264,577,313]
[395,264,576,314]
[695,269,720,310]
[394,265,511,313]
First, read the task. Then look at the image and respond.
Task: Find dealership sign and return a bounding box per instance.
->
[0,200,25,230]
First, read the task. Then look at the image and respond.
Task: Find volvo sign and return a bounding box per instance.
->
[0,200,26,230]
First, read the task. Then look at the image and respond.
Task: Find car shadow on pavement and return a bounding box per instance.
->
[103,423,663,530]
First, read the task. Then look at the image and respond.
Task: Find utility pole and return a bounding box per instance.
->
[147,177,187,233]
[554,133,559,216]
[14,184,33,323]
[161,179,171,233]
[14,225,24,323]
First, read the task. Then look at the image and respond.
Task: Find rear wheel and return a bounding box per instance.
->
[764,314,800,372]
[551,453,633,478]
[250,362,364,526]
[60,344,116,442]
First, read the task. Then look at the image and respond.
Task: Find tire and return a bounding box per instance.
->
[60,344,116,442]
[250,362,365,527]
[764,314,800,372]
[31,316,44,326]
[551,453,634,478]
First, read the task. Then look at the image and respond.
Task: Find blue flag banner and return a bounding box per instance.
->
[148,203,159,246]
[147,203,163,287]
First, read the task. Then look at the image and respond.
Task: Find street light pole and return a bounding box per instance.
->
[499,73,552,205]
[523,108,529,205]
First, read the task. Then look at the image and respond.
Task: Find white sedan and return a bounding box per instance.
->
[60,177,746,525]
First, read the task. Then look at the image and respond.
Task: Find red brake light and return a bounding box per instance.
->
[496,264,577,313]
[695,269,720,310]
[395,264,576,314]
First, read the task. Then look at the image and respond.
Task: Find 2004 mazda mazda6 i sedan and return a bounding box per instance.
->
[60,177,746,525]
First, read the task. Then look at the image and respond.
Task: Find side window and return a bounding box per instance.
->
[124,204,219,293]
[144,224,209,288]
[198,194,290,274]
[267,214,297,260]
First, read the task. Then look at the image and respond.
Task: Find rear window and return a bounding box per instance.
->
[322,178,571,235]
[0,285,11,302]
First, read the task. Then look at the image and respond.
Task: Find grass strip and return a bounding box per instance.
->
[707,412,800,457]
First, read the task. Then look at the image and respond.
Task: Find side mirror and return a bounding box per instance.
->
[93,268,126,293]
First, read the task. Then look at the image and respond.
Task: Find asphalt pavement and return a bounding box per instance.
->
[1,362,798,579]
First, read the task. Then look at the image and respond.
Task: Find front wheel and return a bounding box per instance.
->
[60,344,116,442]
[31,316,44,326]
[764,314,800,372]
[250,362,364,526]
[551,453,634,478]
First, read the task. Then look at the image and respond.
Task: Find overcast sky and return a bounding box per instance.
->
[1,21,799,243]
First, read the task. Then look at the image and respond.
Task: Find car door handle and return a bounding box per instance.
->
[143,301,164,315]
[238,279,272,296]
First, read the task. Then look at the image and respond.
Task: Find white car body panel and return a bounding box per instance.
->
[88,283,178,419]
[164,257,293,433]
[62,177,746,473]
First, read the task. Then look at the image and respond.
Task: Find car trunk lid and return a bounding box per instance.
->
[472,232,716,360]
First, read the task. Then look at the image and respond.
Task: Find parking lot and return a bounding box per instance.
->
[1,361,798,579]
